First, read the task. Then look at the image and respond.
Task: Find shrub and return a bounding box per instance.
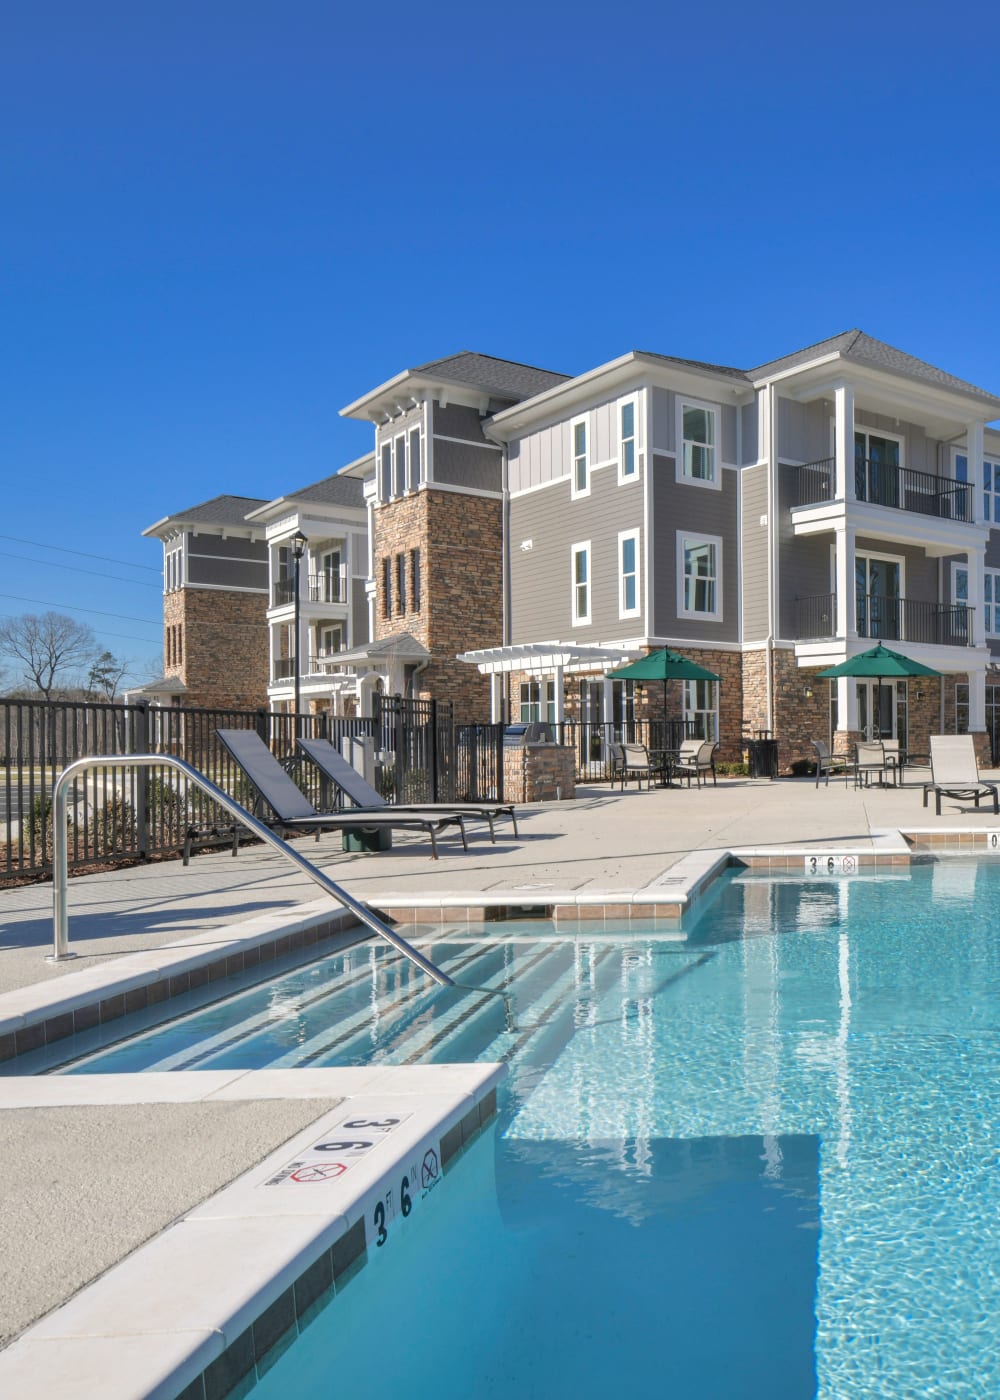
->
[88,796,138,854]
[715,760,749,777]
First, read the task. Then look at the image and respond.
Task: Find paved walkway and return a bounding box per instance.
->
[1,770,991,995]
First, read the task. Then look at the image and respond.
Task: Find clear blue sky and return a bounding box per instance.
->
[2,0,999,681]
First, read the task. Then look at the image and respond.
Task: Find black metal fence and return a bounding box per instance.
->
[0,696,508,882]
[795,594,973,646]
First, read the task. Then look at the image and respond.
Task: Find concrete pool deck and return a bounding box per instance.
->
[2,769,999,1395]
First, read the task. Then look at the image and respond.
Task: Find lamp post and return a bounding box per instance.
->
[291,530,307,730]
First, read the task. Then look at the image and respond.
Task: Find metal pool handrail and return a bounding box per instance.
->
[49,753,455,988]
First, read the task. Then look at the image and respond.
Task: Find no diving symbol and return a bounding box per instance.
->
[841,855,857,875]
[421,1149,439,1189]
[290,1162,347,1183]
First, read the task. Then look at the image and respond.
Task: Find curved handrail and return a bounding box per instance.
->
[49,753,455,988]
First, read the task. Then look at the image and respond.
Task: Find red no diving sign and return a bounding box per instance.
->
[290,1163,347,1183]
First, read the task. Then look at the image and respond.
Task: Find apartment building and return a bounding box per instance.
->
[245,464,370,715]
[138,495,269,709]
[464,331,1000,768]
[339,352,569,720]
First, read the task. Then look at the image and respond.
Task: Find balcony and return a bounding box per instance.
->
[272,577,296,607]
[308,573,346,604]
[796,459,974,523]
[795,593,973,646]
[309,647,349,673]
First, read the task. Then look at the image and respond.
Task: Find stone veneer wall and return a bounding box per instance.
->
[164,587,268,710]
[374,490,500,721]
[503,744,576,802]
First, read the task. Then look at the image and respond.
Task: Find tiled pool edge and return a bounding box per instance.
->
[2,826,993,1065]
[0,1066,504,1400]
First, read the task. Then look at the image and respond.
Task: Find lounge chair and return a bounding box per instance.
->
[811,739,850,787]
[296,735,518,840]
[615,742,654,790]
[672,738,718,788]
[215,729,468,859]
[922,734,999,816]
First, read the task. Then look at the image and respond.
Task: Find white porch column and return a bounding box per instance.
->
[968,421,985,523]
[970,667,987,732]
[834,383,855,503]
[838,676,859,733]
[553,666,565,723]
[490,672,504,724]
[834,525,856,640]
[966,545,984,648]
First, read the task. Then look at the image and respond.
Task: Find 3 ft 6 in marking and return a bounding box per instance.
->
[373,1174,413,1248]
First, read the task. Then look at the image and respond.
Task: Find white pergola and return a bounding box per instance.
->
[458,641,643,722]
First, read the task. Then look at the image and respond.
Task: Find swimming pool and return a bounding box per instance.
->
[55,860,1000,1397]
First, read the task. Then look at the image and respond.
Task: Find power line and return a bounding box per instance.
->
[0,592,161,626]
[0,549,162,588]
[0,615,162,646]
[0,534,160,573]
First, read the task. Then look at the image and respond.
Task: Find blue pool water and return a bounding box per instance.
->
[60,861,1000,1396]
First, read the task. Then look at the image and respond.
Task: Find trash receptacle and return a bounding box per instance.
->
[744,730,779,780]
[342,827,393,853]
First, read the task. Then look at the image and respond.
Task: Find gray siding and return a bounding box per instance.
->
[649,453,739,642]
[433,439,502,493]
[778,398,829,464]
[351,581,370,645]
[434,404,488,442]
[509,470,644,642]
[741,464,769,639]
[507,388,645,494]
[650,388,736,463]
[741,401,758,463]
[187,536,266,561]
[187,556,267,590]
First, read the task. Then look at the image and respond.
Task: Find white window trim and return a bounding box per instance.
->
[951,560,969,606]
[407,426,422,492]
[857,549,906,639]
[618,528,640,619]
[618,395,639,485]
[980,451,1000,527]
[856,426,906,468]
[394,434,407,497]
[571,540,592,626]
[570,415,590,500]
[985,567,1000,638]
[676,397,721,491]
[676,531,723,622]
[682,677,719,743]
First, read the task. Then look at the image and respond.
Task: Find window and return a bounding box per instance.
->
[408,428,421,491]
[410,548,420,611]
[679,401,718,486]
[619,399,637,481]
[394,436,406,497]
[519,680,555,724]
[683,679,718,742]
[382,557,392,617]
[396,553,406,614]
[571,417,589,498]
[318,623,344,659]
[856,430,903,507]
[571,542,591,625]
[619,529,640,618]
[678,534,722,620]
[952,563,970,642]
[380,443,392,501]
[986,569,1000,637]
[986,457,1000,524]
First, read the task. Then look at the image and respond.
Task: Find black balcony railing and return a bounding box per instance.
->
[271,577,296,607]
[795,593,972,646]
[309,573,346,604]
[796,458,974,522]
[308,648,348,672]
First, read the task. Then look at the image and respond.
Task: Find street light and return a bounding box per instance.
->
[291,530,307,728]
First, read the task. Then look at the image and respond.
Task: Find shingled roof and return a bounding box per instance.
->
[750,330,1000,407]
[143,494,268,536]
[411,351,570,401]
[283,473,365,508]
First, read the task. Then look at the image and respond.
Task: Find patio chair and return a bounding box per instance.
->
[854,741,888,788]
[811,739,850,788]
[617,742,654,790]
[922,734,999,816]
[296,735,518,839]
[215,729,468,859]
[672,739,718,788]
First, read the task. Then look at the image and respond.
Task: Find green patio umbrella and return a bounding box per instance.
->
[815,643,942,682]
[609,647,720,741]
[816,644,942,740]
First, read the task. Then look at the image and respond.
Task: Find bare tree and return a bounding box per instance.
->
[0,612,97,699]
